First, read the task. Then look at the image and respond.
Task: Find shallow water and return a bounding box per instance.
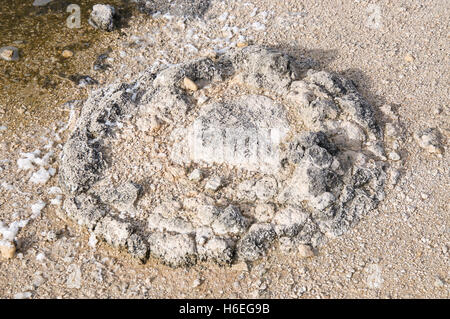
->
[1,0,130,84]
[0,0,134,132]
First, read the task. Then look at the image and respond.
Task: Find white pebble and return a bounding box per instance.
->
[13,292,32,299]
[36,252,46,262]
[31,200,46,218]
[388,151,401,161]
[30,167,51,184]
[88,233,98,248]
[205,176,222,191]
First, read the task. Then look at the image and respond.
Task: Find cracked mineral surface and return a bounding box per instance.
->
[59,45,387,267]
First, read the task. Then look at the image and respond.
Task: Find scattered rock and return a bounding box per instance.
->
[89,4,118,32]
[93,53,111,71]
[183,77,198,91]
[192,278,202,288]
[388,168,401,186]
[188,168,203,182]
[13,292,32,299]
[32,273,45,288]
[0,46,19,61]
[62,50,74,58]
[0,241,16,259]
[36,252,46,262]
[298,244,315,258]
[388,151,401,161]
[231,262,249,272]
[433,277,445,288]
[66,264,82,289]
[366,264,383,289]
[404,53,415,63]
[433,106,443,115]
[414,128,443,154]
[46,230,57,242]
[205,176,222,191]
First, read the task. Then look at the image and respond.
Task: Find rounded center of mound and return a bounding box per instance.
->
[173,95,291,173]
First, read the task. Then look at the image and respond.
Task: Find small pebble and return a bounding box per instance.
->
[183,77,198,91]
[298,244,315,258]
[46,230,57,242]
[188,169,203,182]
[389,168,401,186]
[414,128,443,154]
[89,4,117,31]
[205,176,222,191]
[32,274,45,288]
[66,264,82,289]
[231,262,249,272]
[0,46,19,61]
[13,292,32,299]
[192,278,202,288]
[196,94,209,105]
[404,53,415,63]
[433,106,443,115]
[36,252,46,262]
[0,241,16,259]
[62,50,74,58]
[388,151,401,161]
[433,277,445,288]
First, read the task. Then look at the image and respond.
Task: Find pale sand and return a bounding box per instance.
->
[0,0,448,298]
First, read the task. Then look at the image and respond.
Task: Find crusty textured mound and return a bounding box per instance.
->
[136,0,211,18]
[59,46,387,267]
